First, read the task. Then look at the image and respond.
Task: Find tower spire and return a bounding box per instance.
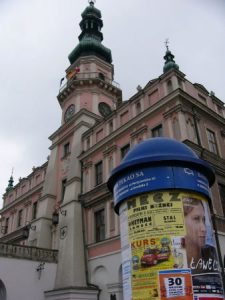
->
[163,40,179,73]
[68,1,112,64]
[6,169,14,193]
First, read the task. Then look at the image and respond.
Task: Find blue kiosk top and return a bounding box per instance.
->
[107,138,215,213]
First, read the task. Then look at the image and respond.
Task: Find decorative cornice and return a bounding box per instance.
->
[40,194,56,202]
[1,185,43,213]
[130,125,148,139]
[103,144,117,156]
[163,102,183,119]
[80,183,111,207]
[57,74,121,105]
[82,161,93,169]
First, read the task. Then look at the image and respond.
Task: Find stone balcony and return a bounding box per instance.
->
[57,72,122,104]
[0,242,58,263]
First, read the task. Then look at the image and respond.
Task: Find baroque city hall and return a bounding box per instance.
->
[0,2,225,300]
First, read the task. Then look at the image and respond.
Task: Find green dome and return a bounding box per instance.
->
[68,37,112,64]
[5,175,14,193]
[163,49,179,73]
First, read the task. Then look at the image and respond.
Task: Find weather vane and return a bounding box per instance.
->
[165,38,169,50]
[88,0,96,5]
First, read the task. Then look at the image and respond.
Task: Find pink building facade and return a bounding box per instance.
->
[1,2,225,300]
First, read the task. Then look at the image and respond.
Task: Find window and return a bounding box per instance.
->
[219,184,225,216]
[61,179,67,202]
[17,210,23,227]
[152,125,163,137]
[4,218,9,234]
[64,143,70,157]
[36,175,40,184]
[108,121,113,134]
[198,94,207,103]
[95,209,105,242]
[186,118,196,142]
[120,111,128,125]
[178,79,183,89]
[32,202,37,220]
[21,185,26,194]
[121,144,130,159]
[95,161,103,185]
[110,202,115,231]
[86,137,90,149]
[96,129,103,142]
[108,156,113,173]
[207,129,218,154]
[148,89,159,106]
[135,102,141,115]
[99,72,105,81]
[167,80,173,93]
[172,118,181,140]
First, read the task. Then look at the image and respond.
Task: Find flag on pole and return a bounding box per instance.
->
[60,77,65,86]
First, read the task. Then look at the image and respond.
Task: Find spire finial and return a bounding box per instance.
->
[88,0,95,6]
[165,38,169,51]
[163,41,179,73]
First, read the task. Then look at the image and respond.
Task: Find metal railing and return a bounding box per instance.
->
[59,72,120,93]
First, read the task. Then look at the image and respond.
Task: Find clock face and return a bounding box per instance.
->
[98,102,112,117]
[64,104,75,122]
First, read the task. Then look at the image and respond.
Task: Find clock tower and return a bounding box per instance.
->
[57,0,122,124]
[31,1,122,300]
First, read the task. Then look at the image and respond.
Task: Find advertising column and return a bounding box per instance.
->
[107,138,224,300]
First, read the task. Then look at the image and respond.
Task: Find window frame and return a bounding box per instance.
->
[151,124,163,137]
[135,101,141,115]
[32,202,38,220]
[63,142,70,157]
[121,144,130,159]
[17,209,23,227]
[207,129,218,154]
[61,179,67,203]
[94,208,105,242]
[218,183,225,216]
[95,161,103,186]
[5,218,9,234]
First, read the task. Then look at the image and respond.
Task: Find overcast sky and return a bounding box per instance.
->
[0,0,225,207]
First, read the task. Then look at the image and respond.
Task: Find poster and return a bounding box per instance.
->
[127,191,185,241]
[119,190,224,300]
[159,269,193,299]
[182,194,224,297]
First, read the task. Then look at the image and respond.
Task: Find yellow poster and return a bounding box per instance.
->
[131,236,175,299]
[127,191,186,241]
